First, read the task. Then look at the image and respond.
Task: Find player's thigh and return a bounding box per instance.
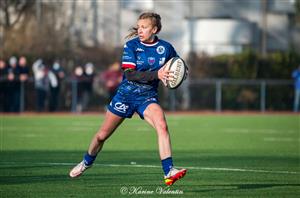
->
[143,103,167,130]
[98,110,125,137]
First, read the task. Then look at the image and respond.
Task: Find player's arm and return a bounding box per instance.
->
[124,68,158,81]
[124,67,173,83]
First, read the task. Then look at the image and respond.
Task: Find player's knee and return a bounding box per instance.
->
[95,131,109,142]
[161,124,168,134]
[157,120,168,134]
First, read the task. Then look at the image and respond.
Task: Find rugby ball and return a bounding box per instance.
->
[164,57,187,89]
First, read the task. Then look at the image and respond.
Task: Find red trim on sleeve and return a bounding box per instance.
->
[122,62,136,69]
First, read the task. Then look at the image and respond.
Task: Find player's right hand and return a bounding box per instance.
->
[158,66,174,86]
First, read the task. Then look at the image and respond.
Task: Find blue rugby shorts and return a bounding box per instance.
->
[107,93,158,119]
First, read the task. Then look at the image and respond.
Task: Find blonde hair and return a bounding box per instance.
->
[125,12,162,39]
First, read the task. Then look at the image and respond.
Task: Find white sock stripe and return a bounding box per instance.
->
[0,161,298,175]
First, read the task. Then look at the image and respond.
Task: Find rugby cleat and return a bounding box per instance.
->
[164,167,187,186]
[69,160,91,178]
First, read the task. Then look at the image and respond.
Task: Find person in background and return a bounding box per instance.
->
[292,65,300,112]
[49,61,65,112]
[82,62,95,111]
[73,65,85,112]
[18,56,29,111]
[7,56,21,112]
[18,56,29,82]
[32,59,49,112]
[100,61,122,101]
[0,59,8,112]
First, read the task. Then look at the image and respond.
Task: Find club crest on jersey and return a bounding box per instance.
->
[156,46,165,54]
[114,102,129,113]
[148,57,155,65]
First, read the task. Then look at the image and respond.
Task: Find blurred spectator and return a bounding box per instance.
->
[18,56,29,82]
[73,65,85,112]
[7,56,21,112]
[49,61,65,112]
[82,62,95,111]
[18,56,29,111]
[32,59,49,112]
[0,59,8,112]
[292,65,300,112]
[100,61,122,101]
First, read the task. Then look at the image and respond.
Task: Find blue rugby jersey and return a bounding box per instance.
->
[118,37,178,100]
[292,69,300,89]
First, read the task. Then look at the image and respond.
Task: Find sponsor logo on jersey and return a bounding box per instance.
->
[159,57,166,66]
[136,56,144,65]
[122,55,132,60]
[114,102,129,113]
[137,60,144,65]
[146,98,157,103]
[148,57,155,65]
[156,46,165,54]
[136,47,144,52]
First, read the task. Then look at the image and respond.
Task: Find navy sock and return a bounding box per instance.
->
[161,157,173,176]
[83,152,97,166]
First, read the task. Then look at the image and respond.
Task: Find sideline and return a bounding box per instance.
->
[0,161,299,175]
[1,110,299,117]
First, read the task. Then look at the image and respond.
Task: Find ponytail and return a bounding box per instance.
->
[125,27,138,40]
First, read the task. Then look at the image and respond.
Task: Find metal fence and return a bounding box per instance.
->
[187,79,294,112]
[0,78,294,112]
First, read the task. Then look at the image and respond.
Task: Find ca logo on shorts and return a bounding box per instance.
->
[114,102,129,113]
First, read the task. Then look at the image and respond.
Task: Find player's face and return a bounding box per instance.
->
[137,18,157,43]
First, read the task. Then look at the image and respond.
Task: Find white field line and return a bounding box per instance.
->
[0,162,299,175]
[222,128,297,134]
[263,137,300,142]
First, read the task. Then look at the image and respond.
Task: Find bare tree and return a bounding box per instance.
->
[91,0,98,46]
[0,0,35,56]
[0,0,34,29]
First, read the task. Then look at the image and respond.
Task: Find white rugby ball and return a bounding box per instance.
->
[164,57,187,89]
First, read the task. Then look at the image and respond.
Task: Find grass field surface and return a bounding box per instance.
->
[0,113,299,197]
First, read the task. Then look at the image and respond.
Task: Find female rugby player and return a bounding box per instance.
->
[69,12,187,186]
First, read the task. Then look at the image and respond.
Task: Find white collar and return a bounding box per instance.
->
[140,41,159,46]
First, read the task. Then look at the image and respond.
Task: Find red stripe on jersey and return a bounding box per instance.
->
[122,63,136,69]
